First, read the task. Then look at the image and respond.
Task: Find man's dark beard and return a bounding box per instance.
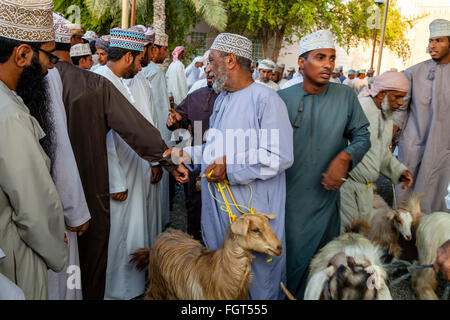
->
[16,53,56,172]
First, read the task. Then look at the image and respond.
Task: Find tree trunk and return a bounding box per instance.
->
[121,0,129,28]
[271,28,285,62]
[258,28,270,59]
[153,0,166,33]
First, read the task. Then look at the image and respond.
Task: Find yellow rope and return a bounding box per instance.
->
[206,169,272,262]
[392,183,398,210]
[359,183,372,195]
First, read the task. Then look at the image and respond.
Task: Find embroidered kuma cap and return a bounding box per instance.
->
[110,28,146,52]
[210,33,253,61]
[70,43,92,57]
[0,0,54,42]
[298,30,335,57]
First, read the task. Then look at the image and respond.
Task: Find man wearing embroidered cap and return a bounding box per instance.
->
[200,32,294,300]
[91,36,110,70]
[70,43,93,70]
[0,0,68,299]
[278,29,370,299]
[340,71,413,232]
[53,16,188,300]
[255,59,279,91]
[394,19,450,214]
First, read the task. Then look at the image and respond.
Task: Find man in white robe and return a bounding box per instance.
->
[141,30,172,228]
[166,46,188,105]
[185,56,204,90]
[255,59,280,91]
[394,19,450,214]
[93,28,152,300]
[46,67,91,300]
[353,69,369,95]
[125,25,163,247]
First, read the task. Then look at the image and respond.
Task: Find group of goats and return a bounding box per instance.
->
[130,192,450,300]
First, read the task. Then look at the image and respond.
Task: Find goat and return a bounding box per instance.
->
[412,211,450,300]
[367,193,422,260]
[130,212,282,300]
[281,220,392,300]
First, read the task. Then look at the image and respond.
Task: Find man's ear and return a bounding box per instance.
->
[376,91,386,100]
[298,56,305,71]
[15,44,34,68]
[125,51,133,65]
[226,53,237,70]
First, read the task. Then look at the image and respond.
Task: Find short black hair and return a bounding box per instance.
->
[89,40,97,55]
[0,36,44,64]
[299,51,309,60]
[55,42,71,52]
[71,54,90,66]
[107,46,141,62]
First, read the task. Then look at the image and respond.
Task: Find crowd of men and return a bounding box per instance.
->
[0,0,449,300]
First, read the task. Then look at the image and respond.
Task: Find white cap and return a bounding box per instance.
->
[210,33,253,61]
[429,19,450,38]
[258,59,276,71]
[70,43,92,57]
[299,30,335,57]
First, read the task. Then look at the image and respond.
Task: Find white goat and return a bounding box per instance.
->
[412,211,450,300]
[368,193,422,259]
[282,221,392,300]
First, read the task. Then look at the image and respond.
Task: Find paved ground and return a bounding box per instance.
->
[166,178,449,300]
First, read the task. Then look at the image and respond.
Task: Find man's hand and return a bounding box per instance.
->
[111,190,128,201]
[66,220,90,237]
[163,147,191,165]
[321,151,352,190]
[151,165,163,184]
[434,240,450,281]
[203,156,227,183]
[399,170,413,190]
[166,108,182,128]
[171,164,189,185]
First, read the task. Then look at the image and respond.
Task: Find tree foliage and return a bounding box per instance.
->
[226,0,422,61]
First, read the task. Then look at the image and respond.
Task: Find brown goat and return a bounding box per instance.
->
[130,212,282,300]
[368,193,423,259]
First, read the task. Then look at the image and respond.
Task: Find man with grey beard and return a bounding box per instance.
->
[339,71,413,232]
[197,33,294,299]
[0,0,67,299]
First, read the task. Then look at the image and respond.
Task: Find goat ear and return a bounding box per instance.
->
[265,214,277,220]
[387,211,395,221]
[231,217,249,236]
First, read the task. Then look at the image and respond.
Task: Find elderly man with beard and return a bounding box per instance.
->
[394,19,450,214]
[52,15,188,300]
[277,30,370,299]
[166,65,219,241]
[339,71,413,232]
[196,33,294,299]
[0,0,67,299]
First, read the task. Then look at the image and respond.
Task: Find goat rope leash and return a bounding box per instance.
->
[205,169,273,263]
[385,259,449,300]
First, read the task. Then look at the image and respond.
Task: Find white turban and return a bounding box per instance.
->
[299,30,335,57]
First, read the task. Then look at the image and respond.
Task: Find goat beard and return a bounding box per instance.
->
[16,53,56,172]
